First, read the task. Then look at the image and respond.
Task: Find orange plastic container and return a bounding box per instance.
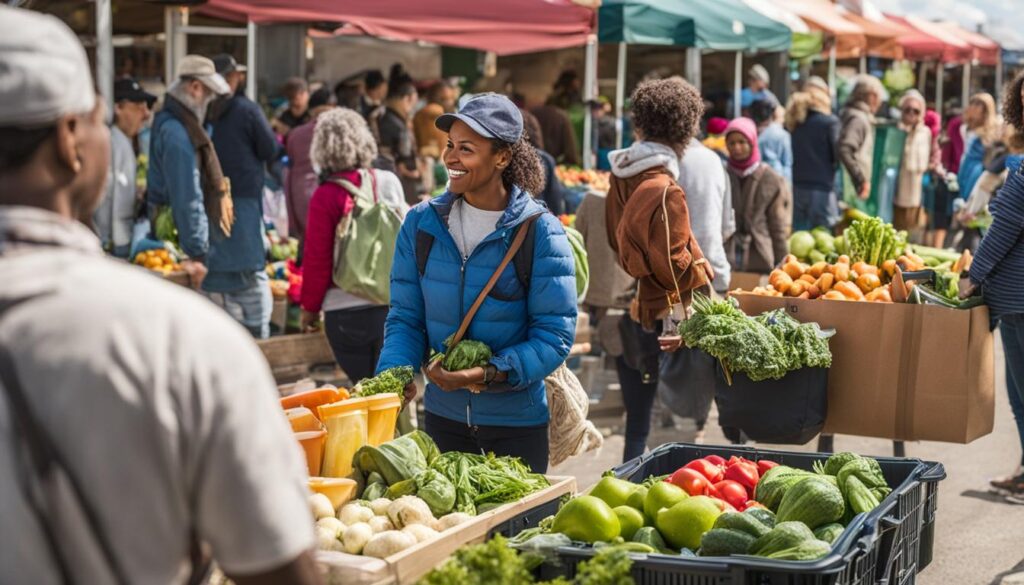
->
[295,429,327,476]
[364,393,402,446]
[280,386,350,418]
[318,397,369,478]
[308,477,358,509]
[286,406,324,432]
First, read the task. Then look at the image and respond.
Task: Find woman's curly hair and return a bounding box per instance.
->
[630,77,704,152]
[492,134,545,196]
[311,108,377,174]
[1004,70,1024,133]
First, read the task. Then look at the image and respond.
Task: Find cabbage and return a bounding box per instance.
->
[788,231,816,260]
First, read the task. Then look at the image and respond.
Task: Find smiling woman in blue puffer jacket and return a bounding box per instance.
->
[375,93,577,473]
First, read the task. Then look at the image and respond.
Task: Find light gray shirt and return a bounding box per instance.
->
[0,207,314,583]
[680,138,734,292]
[449,198,505,259]
[93,125,137,250]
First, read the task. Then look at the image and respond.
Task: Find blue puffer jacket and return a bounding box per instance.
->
[376,187,577,427]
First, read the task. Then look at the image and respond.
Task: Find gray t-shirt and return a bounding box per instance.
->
[0,207,314,583]
[449,198,505,259]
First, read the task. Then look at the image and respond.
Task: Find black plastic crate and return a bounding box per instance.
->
[486,495,565,539]
[546,442,944,585]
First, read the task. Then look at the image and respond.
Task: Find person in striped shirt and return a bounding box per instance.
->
[968,70,1024,503]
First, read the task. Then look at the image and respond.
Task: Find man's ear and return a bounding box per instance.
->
[53,115,81,175]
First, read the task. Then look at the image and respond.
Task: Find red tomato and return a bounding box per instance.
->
[728,455,757,468]
[669,468,714,497]
[705,455,727,467]
[724,461,760,497]
[684,458,725,483]
[741,501,766,511]
[713,480,749,509]
[757,459,779,475]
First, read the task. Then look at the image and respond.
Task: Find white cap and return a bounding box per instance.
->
[748,64,770,84]
[177,55,231,96]
[0,6,96,127]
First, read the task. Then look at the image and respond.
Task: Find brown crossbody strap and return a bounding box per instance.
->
[449,213,543,347]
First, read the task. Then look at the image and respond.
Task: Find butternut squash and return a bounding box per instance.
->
[822,290,847,301]
[834,280,865,301]
[783,259,807,280]
[856,273,882,294]
[769,269,793,294]
[815,272,835,293]
[787,280,808,297]
[881,259,897,278]
[799,274,817,284]
[832,263,851,282]
[808,261,829,279]
[852,261,878,276]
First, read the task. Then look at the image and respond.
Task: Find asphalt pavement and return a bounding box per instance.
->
[553,337,1024,585]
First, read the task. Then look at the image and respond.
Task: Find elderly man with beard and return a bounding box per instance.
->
[147,55,232,289]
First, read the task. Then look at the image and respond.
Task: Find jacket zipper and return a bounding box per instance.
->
[456,227,510,427]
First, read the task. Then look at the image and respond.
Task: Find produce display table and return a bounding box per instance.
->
[317,476,575,584]
[257,332,340,385]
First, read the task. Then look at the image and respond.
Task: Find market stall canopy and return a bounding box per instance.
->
[741,0,825,60]
[202,0,597,56]
[883,14,967,63]
[836,7,907,59]
[598,0,792,51]
[775,0,867,58]
[901,16,973,64]
[935,21,1000,66]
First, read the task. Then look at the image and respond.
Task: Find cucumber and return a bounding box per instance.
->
[813,523,845,545]
[713,511,771,538]
[750,521,817,556]
[776,477,845,530]
[699,528,756,557]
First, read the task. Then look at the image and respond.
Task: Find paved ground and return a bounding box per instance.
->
[552,339,1024,585]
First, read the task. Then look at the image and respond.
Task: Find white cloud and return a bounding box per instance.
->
[872,0,1022,46]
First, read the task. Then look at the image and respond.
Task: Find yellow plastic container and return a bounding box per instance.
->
[294,429,327,476]
[318,397,369,478]
[364,393,402,446]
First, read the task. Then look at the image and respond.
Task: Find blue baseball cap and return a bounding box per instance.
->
[435,92,523,144]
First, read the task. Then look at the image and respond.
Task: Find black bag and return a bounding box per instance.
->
[713,364,828,445]
[617,317,661,382]
[657,347,716,424]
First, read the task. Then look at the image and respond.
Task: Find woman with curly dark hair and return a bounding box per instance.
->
[375,93,577,472]
[605,77,715,460]
[965,72,1024,502]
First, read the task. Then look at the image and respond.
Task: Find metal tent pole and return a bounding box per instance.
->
[615,42,626,150]
[962,61,972,109]
[734,51,742,119]
[246,20,257,100]
[96,0,113,112]
[828,45,837,110]
[583,34,597,170]
[859,55,867,74]
[996,54,1004,112]
[936,62,944,117]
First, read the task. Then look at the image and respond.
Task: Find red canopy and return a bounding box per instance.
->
[886,14,971,63]
[202,0,597,56]
[936,21,1000,66]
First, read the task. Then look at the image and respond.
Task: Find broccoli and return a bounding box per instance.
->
[354,366,414,397]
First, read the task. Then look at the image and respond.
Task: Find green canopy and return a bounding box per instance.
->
[599,0,792,52]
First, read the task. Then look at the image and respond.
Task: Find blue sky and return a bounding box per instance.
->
[873,0,1024,49]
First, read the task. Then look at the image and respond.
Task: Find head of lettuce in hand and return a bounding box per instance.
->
[426,335,495,393]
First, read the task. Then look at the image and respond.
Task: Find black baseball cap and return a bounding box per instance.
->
[212,53,247,76]
[435,92,523,144]
[114,78,157,107]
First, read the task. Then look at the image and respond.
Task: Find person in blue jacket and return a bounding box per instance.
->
[205,54,279,338]
[375,93,578,473]
[967,74,1024,503]
[147,55,230,292]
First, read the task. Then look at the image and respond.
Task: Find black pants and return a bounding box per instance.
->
[616,355,659,463]
[424,411,550,474]
[323,305,389,383]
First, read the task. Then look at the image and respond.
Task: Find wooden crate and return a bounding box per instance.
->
[162,270,191,287]
[257,332,340,385]
[317,476,575,585]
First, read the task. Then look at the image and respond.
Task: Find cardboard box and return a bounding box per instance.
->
[732,292,994,443]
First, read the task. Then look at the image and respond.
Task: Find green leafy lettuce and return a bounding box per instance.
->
[354,365,414,397]
[678,293,832,382]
